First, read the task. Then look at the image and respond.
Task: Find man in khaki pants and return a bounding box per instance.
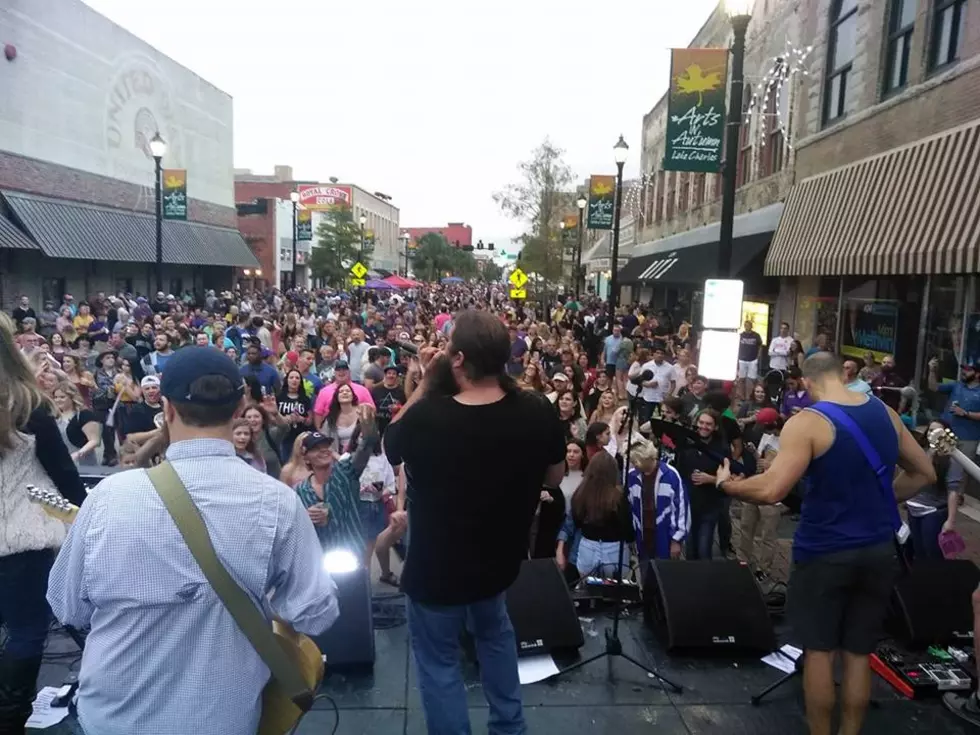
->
[739,408,783,579]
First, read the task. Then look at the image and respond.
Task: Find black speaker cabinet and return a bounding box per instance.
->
[313,564,375,669]
[506,559,584,656]
[887,559,980,646]
[643,559,776,653]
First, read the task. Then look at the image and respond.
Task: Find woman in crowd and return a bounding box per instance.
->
[61,353,95,408]
[588,389,619,426]
[627,440,688,564]
[273,368,313,457]
[557,451,634,579]
[112,357,141,444]
[323,384,360,452]
[780,367,812,418]
[48,332,68,367]
[232,417,266,472]
[0,313,85,733]
[788,339,806,370]
[907,420,959,562]
[279,431,312,488]
[351,424,406,584]
[242,403,283,479]
[737,381,774,429]
[555,390,587,442]
[520,363,548,394]
[678,409,729,560]
[52,381,101,466]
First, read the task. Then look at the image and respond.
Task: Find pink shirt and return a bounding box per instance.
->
[434,313,451,332]
[313,381,375,414]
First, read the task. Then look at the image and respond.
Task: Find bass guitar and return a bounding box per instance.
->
[25,485,325,735]
[926,426,980,484]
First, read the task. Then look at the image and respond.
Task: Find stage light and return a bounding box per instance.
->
[323,549,359,574]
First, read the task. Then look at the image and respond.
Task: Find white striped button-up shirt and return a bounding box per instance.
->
[47,439,339,735]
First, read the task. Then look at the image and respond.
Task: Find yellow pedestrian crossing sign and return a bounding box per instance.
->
[510,288,526,300]
[509,268,528,288]
[351,277,366,286]
[351,261,368,279]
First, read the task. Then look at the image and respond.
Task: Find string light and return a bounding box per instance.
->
[745,42,812,149]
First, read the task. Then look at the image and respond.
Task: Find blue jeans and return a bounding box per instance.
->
[908,511,946,562]
[575,538,629,578]
[687,505,722,560]
[0,549,54,659]
[407,593,525,735]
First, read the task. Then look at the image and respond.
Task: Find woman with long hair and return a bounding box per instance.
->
[555,390,587,442]
[52,382,101,466]
[232,418,265,472]
[324,384,360,453]
[0,313,85,732]
[520,363,547,393]
[48,332,68,367]
[279,431,312,488]
[242,404,283,479]
[678,409,729,560]
[272,368,312,457]
[589,389,618,426]
[61,352,95,409]
[907,420,960,562]
[557,451,634,578]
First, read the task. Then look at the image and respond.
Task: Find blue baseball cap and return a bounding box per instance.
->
[160,347,245,405]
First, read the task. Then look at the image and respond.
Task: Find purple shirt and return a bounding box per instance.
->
[781,390,813,418]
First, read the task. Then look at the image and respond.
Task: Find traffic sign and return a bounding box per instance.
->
[509,268,528,288]
[510,288,526,300]
[351,261,368,279]
[351,277,366,287]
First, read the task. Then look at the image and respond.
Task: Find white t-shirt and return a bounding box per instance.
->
[359,453,396,502]
[641,359,675,403]
[768,335,793,371]
[671,362,693,395]
[757,433,780,457]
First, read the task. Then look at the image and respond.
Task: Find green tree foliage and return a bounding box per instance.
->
[411,232,477,282]
[493,138,575,286]
[308,207,373,288]
[480,261,504,283]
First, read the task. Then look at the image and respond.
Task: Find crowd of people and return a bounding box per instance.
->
[0,282,974,735]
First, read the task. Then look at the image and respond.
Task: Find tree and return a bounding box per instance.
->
[410,232,479,282]
[493,138,575,288]
[308,207,373,288]
[480,261,504,283]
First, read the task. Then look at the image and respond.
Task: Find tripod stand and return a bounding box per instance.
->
[558,391,682,694]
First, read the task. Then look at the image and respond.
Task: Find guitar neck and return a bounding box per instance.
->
[950,448,980,485]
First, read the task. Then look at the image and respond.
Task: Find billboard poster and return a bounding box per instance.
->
[296,209,313,241]
[297,184,353,211]
[665,48,729,172]
[842,299,900,362]
[586,175,615,230]
[162,169,187,220]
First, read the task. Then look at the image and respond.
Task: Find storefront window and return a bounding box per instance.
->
[840,276,920,379]
[924,274,969,385]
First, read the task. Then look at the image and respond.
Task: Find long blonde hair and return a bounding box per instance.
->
[0,312,49,451]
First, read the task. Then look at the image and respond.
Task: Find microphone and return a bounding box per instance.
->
[397,340,419,356]
[629,369,653,386]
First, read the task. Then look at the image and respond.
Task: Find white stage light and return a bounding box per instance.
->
[703,279,745,330]
[699,330,741,381]
[323,549,360,574]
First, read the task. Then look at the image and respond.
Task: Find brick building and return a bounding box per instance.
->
[235,166,402,289]
[616,0,801,334]
[401,223,474,249]
[0,0,256,309]
[766,0,980,394]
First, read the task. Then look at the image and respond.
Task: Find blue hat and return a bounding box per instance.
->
[160,347,244,405]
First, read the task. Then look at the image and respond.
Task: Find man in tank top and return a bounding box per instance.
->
[714,352,935,735]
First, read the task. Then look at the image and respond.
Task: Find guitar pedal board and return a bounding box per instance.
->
[871,643,974,699]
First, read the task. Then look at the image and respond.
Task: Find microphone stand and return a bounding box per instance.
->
[558,388,682,694]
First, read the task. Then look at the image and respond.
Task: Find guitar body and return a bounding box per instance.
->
[258,622,325,735]
[26,485,326,735]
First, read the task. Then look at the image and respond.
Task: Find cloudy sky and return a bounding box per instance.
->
[84,0,721,249]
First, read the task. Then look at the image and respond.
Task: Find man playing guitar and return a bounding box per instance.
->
[47,348,340,735]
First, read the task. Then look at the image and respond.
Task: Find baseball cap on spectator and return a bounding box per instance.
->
[552,372,569,384]
[160,347,244,406]
[285,350,299,364]
[383,364,399,374]
[260,346,272,358]
[140,375,161,389]
[302,432,333,451]
[755,407,780,427]
[335,360,350,371]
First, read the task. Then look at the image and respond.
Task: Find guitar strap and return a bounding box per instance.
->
[146,462,314,712]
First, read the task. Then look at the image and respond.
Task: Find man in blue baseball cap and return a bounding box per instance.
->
[48,347,340,735]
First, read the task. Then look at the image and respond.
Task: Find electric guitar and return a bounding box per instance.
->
[926,426,980,484]
[25,485,325,735]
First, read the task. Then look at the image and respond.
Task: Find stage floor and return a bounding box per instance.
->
[34,606,974,735]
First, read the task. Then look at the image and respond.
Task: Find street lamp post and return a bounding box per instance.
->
[558,221,567,299]
[400,233,411,276]
[290,191,299,290]
[718,0,752,277]
[609,134,629,311]
[149,132,167,295]
[359,214,367,262]
[575,194,587,298]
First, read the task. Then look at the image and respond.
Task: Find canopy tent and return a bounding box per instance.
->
[384,274,421,288]
[441,276,465,284]
[364,279,396,290]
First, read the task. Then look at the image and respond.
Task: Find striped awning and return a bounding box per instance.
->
[765,120,980,277]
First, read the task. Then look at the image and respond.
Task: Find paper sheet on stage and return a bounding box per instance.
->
[26,687,70,729]
[518,654,560,685]
[761,644,803,675]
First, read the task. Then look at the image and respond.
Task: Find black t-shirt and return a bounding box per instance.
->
[385,389,565,605]
[66,410,99,449]
[125,402,162,435]
[371,382,407,434]
[677,437,729,514]
[738,331,763,362]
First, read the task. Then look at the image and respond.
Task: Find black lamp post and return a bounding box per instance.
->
[401,232,411,276]
[609,134,629,311]
[575,194,587,298]
[149,132,167,295]
[290,190,299,290]
[359,214,367,261]
[718,1,752,277]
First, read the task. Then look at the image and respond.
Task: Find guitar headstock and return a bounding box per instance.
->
[927,426,959,456]
[26,485,78,523]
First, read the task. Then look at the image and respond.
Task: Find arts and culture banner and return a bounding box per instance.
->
[162,169,187,220]
[586,175,615,230]
[664,48,729,173]
[296,209,313,241]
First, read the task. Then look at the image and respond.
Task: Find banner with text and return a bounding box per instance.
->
[162,169,188,220]
[297,184,352,211]
[665,48,728,173]
[842,299,900,363]
[586,175,615,230]
[296,209,313,241]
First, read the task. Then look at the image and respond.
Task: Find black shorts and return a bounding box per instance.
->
[787,542,898,655]
[604,364,617,378]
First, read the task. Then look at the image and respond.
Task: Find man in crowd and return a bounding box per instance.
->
[362,347,390,390]
[313,360,375,429]
[639,344,674,425]
[346,328,370,383]
[769,322,793,372]
[737,319,763,401]
[385,310,565,734]
[11,294,36,328]
[871,354,907,411]
[141,332,175,376]
[507,326,526,377]
[241,341,280,395]
[717,353,934,735]
[929,357,980,497]
[843,358,873,396]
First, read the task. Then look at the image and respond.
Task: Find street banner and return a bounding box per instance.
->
[162,169,187,220]
[562,214,578,239]
[586,175,615,230]
[665,48,728,172]
[297,184,352,211]
[296,209,313,241]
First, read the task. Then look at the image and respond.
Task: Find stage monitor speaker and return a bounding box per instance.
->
[312,564,375,669]
[505,559,584,656]
[643,559,776,653]
[887,559,980,646]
